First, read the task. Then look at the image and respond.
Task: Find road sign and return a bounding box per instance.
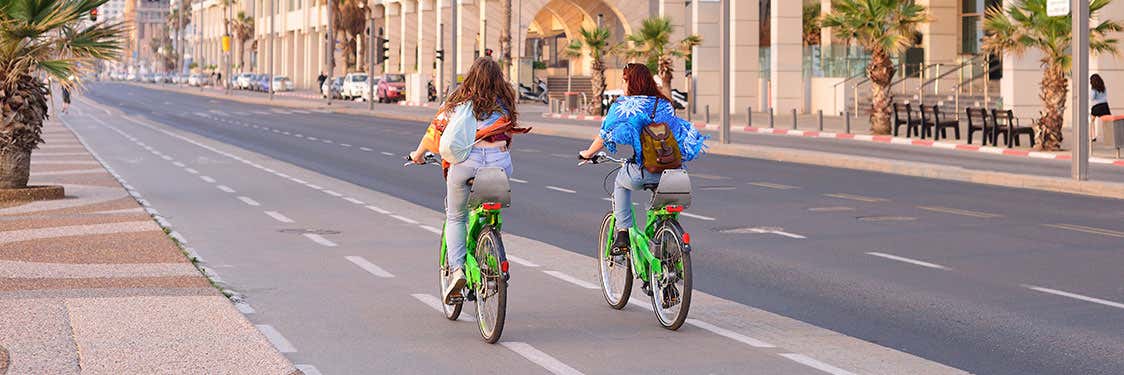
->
[1047,0,1069,16]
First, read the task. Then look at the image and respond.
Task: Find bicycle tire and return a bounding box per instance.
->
[474,227,507,343]
[650,220,692,330]
[598,211,633,309]
[438,225,462,321]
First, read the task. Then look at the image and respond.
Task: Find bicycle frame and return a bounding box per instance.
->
[440,204,505,289]
[604,205,680,283]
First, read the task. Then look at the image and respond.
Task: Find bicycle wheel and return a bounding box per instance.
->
[474,227,507,343]
[650,220,692,330]
[598,211,632,309]
[438,225,462,321]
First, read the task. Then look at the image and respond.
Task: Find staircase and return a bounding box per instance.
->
[844,58,1001,120]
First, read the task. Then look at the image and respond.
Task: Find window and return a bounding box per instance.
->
[961,0,1001,55]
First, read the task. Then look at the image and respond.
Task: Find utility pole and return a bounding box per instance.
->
[450,0,458,90]
[224,0,232,94]
[198,0,204,91]
[1071,0,1089,180]
[368,17,376,110]
[326,0,334,105]
[268,0,274,101]
[719,0,730,144]
[177,0,185,75]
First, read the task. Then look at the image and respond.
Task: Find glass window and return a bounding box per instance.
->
[962,15,980,54]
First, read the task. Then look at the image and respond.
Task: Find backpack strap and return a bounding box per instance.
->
[649,97,660,120]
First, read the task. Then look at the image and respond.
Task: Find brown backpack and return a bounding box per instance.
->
[639,98,682,173]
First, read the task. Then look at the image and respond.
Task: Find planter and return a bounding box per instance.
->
[0,185,65,202]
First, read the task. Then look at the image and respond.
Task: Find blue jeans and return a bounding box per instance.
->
[614,163,662,230]
[446,147,512,269]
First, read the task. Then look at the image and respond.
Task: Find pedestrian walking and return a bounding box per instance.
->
[317,71,327,89]
[60,85,71,114]
[1091,74,1111,142]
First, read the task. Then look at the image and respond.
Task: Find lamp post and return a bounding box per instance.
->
[326,0,334,105]
[1071,0,1089,180]
[719,0,730,144]
[268,0,274,100]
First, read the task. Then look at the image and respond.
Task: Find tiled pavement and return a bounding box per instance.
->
[0,119,295,374]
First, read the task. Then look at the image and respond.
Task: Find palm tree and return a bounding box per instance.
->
[0,0,125,189]
[803,2,821,46]
[330,0,367,70]
[499,0,512,76]
[622,17,701,95]
[229,10,254,71]
[167,7,191,32]
[983,0,1121,151]
[565,26,620,115]
[821,0,929,135]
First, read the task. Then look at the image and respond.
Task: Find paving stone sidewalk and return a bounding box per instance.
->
[0,118,297,374]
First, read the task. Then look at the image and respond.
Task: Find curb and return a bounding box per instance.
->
[126,82,1124,200]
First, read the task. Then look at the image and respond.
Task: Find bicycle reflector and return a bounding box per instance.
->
[482,202,502,211]
[682,232,691,244]
[500,260,510,273]
[665,205,684,213]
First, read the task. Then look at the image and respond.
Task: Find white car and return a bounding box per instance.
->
[236,73,255,89]
[272,76,295,92]
[188,74,207,87]
[341,73,369,100]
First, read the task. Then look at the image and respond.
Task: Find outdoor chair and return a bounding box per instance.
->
[926,105,961,140]
[966,107,994,146]
[992,109,1035,148]
[893,103,922,137]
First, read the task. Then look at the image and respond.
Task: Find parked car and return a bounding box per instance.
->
[341,72,369,100]
[188,74,207,86]
[321,76,343,99]
[153,73,168,83]
[272,76,294,92]
[255,74,271,92]
[236,73,256,90]
[375,73,406,103]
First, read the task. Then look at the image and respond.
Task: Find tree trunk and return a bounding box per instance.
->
[499,0,512,77]
[0,148,31,189]
[1036,63,1067,151]
[658,56,674,97]
[867,48,894,135]
[590,58,606,115]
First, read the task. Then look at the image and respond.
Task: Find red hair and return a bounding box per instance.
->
[622,63,670,101]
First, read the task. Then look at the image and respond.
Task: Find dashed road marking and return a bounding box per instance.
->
[687,319,776,348]
[748,182,799,190]
[360,147,373,151]
[365,205,392,214]
[543,271,598,289]
[345,256,395,278]
[824,193,887,203]
[779,353,857,375]
[306,184,323,190]
[1042,223,1124,238]
[216,185,235,193]
[391,215,419,225]
[237,196,261,206]
[380,151,395,156]
[918,206,1003,218]
[506,255,539,267]
[264,211,294,223]
[1024,285,1124,310]
[866,252,949,270]
[510,178,528,183]
[303,233,338,247]
[200,176,216,183]
[343,197,365,205]
[680,212,717,221]
[172,161,185,167]
[323,190,343,197]
[546,186,576,194]
[420,225,443,234]
[499,342,585,375]
[255,324,296,353]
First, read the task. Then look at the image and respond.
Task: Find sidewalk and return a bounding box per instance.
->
[0,118,297,374]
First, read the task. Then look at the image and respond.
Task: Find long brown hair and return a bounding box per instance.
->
[623,63,670,101]
[1091,73,1106,93]
[441,57,519,125]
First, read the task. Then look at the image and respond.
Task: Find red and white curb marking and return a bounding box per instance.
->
[541,113,1124,167]
[397,101,438,108]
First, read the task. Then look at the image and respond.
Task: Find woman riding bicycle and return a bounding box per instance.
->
[410,57,528,303]
[578,63,707,255]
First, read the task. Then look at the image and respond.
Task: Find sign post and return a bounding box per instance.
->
[1070,0,1089,180]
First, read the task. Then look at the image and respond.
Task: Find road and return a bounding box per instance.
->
[60,82,1124,374]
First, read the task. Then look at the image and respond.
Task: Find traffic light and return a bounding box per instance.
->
[375,28,390,65]
[435,49,444,61]
[89,8,98,21]
[484,48,493,57]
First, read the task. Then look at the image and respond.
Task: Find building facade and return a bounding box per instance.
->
[124,0,171,72]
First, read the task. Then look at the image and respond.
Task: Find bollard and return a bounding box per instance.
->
[844,111,851,133]
[705,105,711,125]
[792,108,798,130]
[769,108,775,128]
[747,106,752,128]
[818,110,824,131]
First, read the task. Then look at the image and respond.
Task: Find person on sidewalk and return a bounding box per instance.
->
[1091,74,1111,142]
[317,71,327,91]
[60,84,71,114]
[578,63,708,255]
[409,57,530,303]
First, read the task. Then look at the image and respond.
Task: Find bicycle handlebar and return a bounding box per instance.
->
[578,152,627,166]
[403,152,441,167]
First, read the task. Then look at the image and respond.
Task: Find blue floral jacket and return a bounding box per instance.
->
[599,95,708,166]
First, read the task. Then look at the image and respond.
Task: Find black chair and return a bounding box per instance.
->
[928,105,961,140]
[966,107,993,146]
[893,103,922,137]
[917,104,936,139]
[992,109,1035,148]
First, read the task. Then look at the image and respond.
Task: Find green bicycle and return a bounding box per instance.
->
[581,152,693,330]
[407,153,510,343]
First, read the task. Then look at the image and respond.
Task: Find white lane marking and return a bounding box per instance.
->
[365,205,391,214]
[343,197,365,205]
[680,212,717,221]
[184,168,199,174]
[307,136,318,141]
[306,184,324,190]
[410,294,474,322]
[237,196,261,206]
[1042,223,1124,238]
[234,302,256,314]
[510,178,528,184]
[748,182,800,190]
[322,139,333,144]
[360,147,373,151]
[543,271,598,289]
[506,255,539,267]
[917,206,1003,219]
[546,186,577,194]
[294,365,322,375]
[290,177,307,184]
[255,325,297,353]
[687,319,776,348]
[172,161,185,167]
[275,172,290,178]
[295,134,304,138]
[345,256,396,278]
[420,225,443,234]
[390,215,419,225]
[303,233,338,247]
[200,176,216,183]
[292,110,311,114]
[340,143,352,147]
[500,342,585,375]
[380,151,395,156]
[1024,285,1124,310]
[216,185,235,193]
[824,193,887,203]
[323,190,343,197]
[264,211,295,223]
[866,252,949,270]
[779,353,857,375]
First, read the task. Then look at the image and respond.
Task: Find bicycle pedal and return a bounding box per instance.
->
[502,272,510,281]
[465,290,477,302]
[447,295,465,304]
[641,281,653,296]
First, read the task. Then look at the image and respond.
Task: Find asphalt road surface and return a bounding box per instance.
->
[59,82,1124,374]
